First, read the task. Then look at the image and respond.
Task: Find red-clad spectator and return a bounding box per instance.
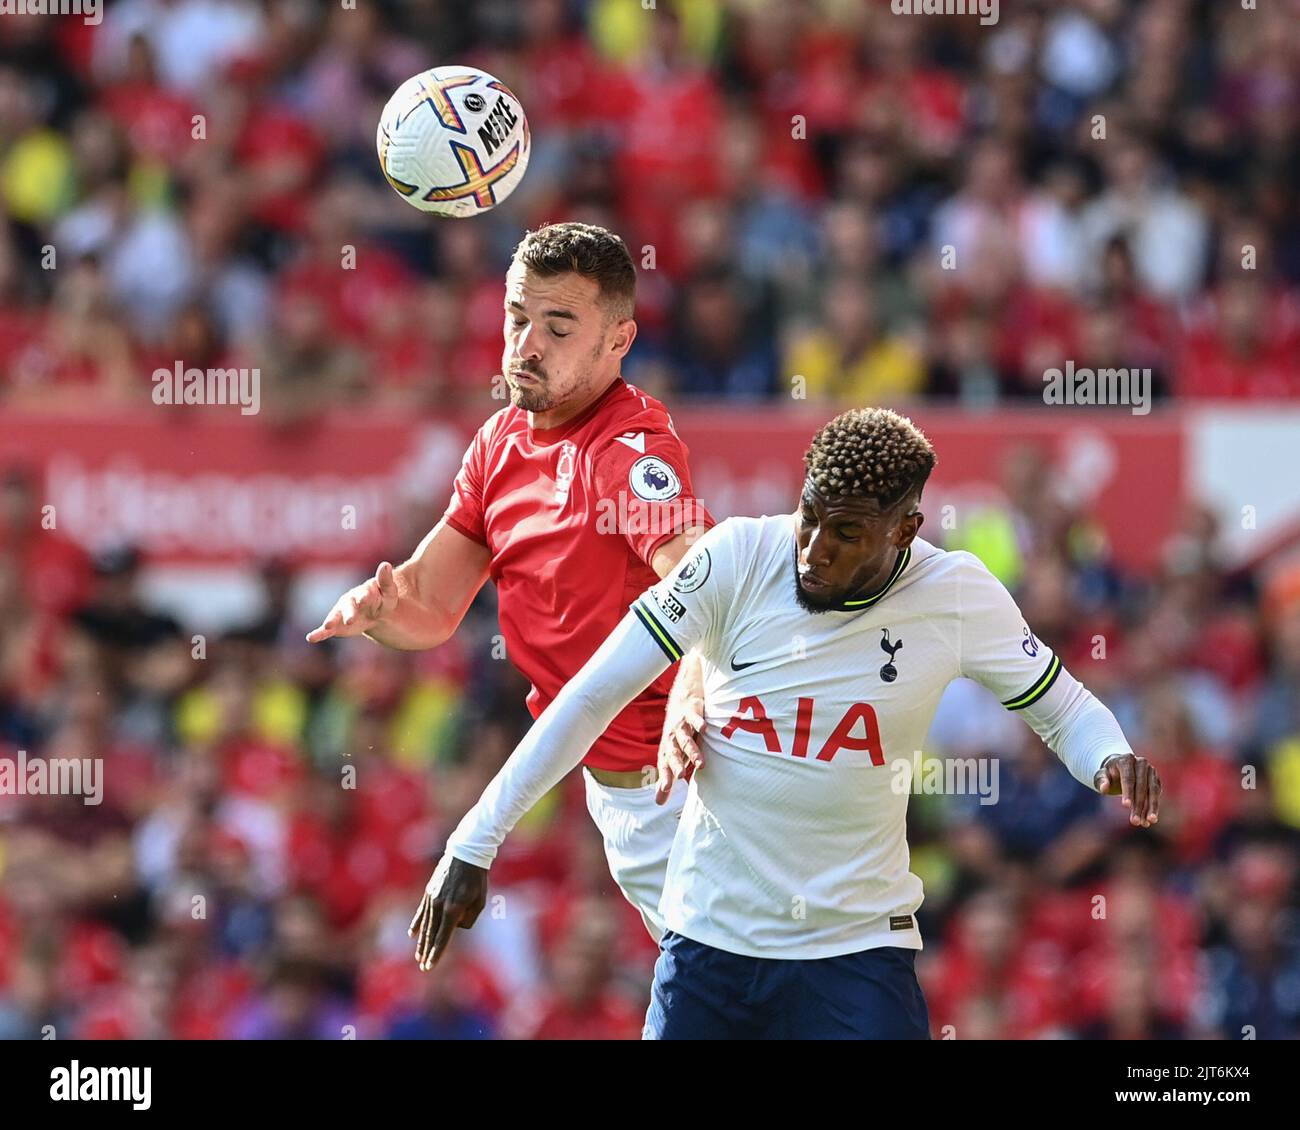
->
[997,283,1085,393]
[1134,686,1240,866]
[0,467,93,617]
[0,224,47,382]
[603,12,725,279]
[362,946,504,1033]
[3,254,140,407]
[275,190,415,345]
[59,919,129,997]
[226,58,325,236]
[1093,235,1179,371]
[99,34,200,166]
[1071,881,1201,1029]
[855,13,965,158]
[507,0,612,132]
[1179,279,1300,399]
[285,763,424,928]
[508,903,644,1041]
[533,818,661,973]
[923,889,1067,1039]
[737,4,858,139]
[172,960,255,1040]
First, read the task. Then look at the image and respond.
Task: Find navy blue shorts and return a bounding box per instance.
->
[644,931,931,1040]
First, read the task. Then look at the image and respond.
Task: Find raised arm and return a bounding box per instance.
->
[308,421,497,650]
[956,552,1160,825]
[305,519,491,650]
[410,611,672,969]
[1016,671,1159,825]
[411,520,737,970]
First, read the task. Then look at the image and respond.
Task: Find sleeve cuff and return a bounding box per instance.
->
[1001,654,1063,711]
[632,598,684,662]
[641,506,715,565]
[446,839,497,871]
[444,511,488,547]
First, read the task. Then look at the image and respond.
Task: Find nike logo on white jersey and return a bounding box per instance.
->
[614,432,646,453]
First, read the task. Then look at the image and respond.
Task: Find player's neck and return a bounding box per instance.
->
[528,375,621,433]
[850,556,897,599]
[841,545,909,606]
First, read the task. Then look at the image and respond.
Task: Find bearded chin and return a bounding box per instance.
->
[508,378,552,411]
[792,573,834,615]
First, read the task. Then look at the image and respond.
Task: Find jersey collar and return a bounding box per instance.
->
[830,546,912,612]
[527,377,625,446]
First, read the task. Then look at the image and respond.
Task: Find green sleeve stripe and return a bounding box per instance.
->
[633,600,683,662]
[1002,654,1063,710]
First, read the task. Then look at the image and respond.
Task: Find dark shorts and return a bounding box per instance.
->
[644,930,931,1040]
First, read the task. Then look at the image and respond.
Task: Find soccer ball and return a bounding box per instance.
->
[376,65,531,218]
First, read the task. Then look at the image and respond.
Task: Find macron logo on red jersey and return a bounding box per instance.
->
[614,432,646,454]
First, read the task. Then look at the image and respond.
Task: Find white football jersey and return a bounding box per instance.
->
[631,514,1083,960]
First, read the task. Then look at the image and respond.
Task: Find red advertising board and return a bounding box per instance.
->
[2,407,1183,573]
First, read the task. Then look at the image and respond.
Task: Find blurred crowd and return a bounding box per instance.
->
[2,0,1300,1042]
[3,438,1300,1041]
[1,0,1299,416]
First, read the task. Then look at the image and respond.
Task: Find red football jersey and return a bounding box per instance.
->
[442,378,714,772]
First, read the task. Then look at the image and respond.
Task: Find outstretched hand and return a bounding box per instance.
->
[306,561,401,643]
[408,855,489,971]
[1095,754,1161,828]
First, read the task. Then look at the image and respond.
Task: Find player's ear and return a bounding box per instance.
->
[607,314,636,359]
[894,508,923,549]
